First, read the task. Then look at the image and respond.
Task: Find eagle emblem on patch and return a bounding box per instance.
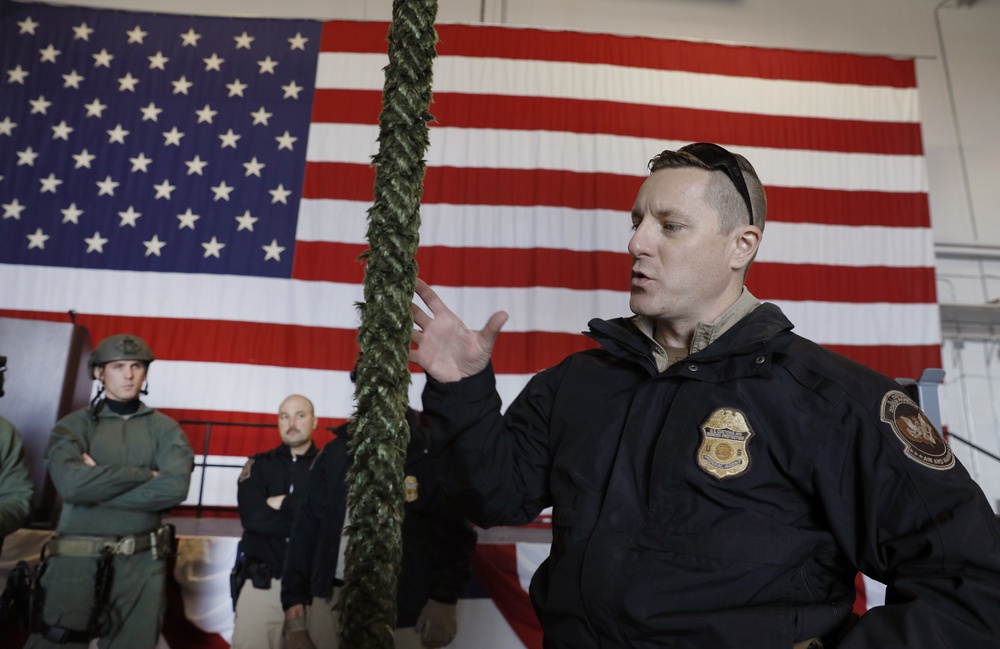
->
[238,458,254,483]
[404,475,419,503]
[880,390,954,470]
[697,408,753,479]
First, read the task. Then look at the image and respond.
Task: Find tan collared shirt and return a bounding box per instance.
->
[631,288,762,372]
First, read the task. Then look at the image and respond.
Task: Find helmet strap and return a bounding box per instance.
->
[89,385,105,422]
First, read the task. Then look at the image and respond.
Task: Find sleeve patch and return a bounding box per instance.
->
[880,390,955,470]
[238,458,254,483]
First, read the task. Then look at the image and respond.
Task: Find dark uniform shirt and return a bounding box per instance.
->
[237,441,318,577]
[46,403,194,536]
[281,409,477,627]
[422,302,1000,649]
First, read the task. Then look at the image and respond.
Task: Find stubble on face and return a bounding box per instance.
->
[627,167,743,346]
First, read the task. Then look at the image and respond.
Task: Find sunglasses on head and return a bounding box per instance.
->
[678,142,755,226]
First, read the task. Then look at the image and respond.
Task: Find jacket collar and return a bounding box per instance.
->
[587,302,795,374]
[95,400,154,419]
[631,288,763,371]
[276,440,319,460]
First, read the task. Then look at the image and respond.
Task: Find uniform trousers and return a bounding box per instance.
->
[25,550,166,649]
[303,594,340,648]
[231,579,284,649]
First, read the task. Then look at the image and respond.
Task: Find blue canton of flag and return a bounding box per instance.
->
[0,1,321,277]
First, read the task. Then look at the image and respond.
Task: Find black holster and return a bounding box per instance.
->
[30,547,116,644]
[230,552,248,611]
[247,560,273,589]
[0,560,32,632]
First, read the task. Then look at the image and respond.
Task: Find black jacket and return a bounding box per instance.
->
[281,410,477,628]
[422,302,1000,649]
[237,441,318,577]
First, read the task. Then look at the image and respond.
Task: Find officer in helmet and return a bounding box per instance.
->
[86,334,156,418]
[25,334,194,649]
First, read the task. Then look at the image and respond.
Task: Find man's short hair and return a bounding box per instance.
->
[648,147,767,234]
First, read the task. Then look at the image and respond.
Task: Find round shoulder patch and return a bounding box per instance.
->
[238,458,255,483]
[880,390,954,470]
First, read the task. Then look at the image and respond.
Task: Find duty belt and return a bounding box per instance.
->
[46,524,174,558]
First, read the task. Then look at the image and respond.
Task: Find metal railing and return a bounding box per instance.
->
[177,421,342,517]
[947,431,1000,465]
[178,419,273,518]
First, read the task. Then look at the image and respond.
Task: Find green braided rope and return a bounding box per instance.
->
[340,0,439,647]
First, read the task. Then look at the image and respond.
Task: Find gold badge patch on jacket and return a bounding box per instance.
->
[880,390,955,470]
[404,475,419,502]
[697,408,753,479]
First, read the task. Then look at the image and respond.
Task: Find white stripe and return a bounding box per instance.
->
[147,361,533,418]
[424,287,941,344]
[0,265,363,329]
[516,543,551,591]
[316,53,918,123]
[755,223,935,267]
[297,199,934,267]
[772,300,941,346]
[1,265,938,341]
[148,363,358,419]
[305,123,928,193]
[296,199,631,252]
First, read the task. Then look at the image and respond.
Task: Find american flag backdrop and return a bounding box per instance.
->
[1,1,939,468]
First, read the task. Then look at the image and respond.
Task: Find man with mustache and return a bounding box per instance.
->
[410,144,1000,648]
[232,394,319,649]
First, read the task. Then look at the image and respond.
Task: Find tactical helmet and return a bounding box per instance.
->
[89,334,155,373]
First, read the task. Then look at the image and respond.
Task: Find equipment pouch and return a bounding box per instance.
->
[230,553,247,611]
[248,562,272,589]
[150,524,177,560]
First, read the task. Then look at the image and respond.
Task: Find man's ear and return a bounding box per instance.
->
[730,225,761,271]
[93,366,103,382]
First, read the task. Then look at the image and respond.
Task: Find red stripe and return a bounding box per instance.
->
[767,187,930,228]
[0,311,936,378]
[312,89,923,155]
[162,408,345,457]
[747,265,937,303]
[0,309,359,371]
[303,162,643,211]
[311,89,382,124]
[853,572,869,615]
[470,544,544,649]
[320,22,915,88]
[825,344,942,381]
[292,243,936,303]
[492,332,600,374]
[302,162,930,228]
[0,309,589,375]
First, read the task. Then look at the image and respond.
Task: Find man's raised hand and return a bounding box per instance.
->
[410,279,508,382]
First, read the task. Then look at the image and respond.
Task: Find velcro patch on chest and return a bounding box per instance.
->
[697,408,753,479]
[880,390,954,470]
